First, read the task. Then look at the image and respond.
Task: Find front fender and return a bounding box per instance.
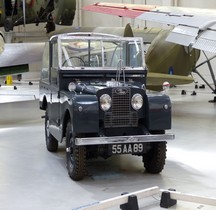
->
[72,95,99,134]
[145,94,171,131]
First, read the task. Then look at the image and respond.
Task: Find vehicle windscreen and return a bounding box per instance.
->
[59,36,144,69]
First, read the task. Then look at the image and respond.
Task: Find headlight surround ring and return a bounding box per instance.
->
[68,82,76,92]
[131,93,143,110]
[100,94,112,111]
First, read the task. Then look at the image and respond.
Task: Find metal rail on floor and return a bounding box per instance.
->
[73,186,216,210]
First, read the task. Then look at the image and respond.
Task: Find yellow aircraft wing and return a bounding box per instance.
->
[147,72,194,91]
[83,3,216,53]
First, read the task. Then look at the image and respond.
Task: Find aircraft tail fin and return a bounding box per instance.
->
[124,24,134,37]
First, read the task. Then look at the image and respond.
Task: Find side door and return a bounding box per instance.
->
[48,39,61,141]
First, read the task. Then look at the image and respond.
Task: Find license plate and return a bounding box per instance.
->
[111,143,144,154]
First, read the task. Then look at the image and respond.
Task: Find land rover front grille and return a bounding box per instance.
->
[104,88,138,128]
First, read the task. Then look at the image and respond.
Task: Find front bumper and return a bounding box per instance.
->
[75,133,175,146]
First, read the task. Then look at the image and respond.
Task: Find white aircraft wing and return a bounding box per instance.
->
[0,41,45,76]
[0,42,45,67]
[83,3,216,53]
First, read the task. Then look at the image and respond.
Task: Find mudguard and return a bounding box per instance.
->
[72,95,99,134]
[145,94,171,131]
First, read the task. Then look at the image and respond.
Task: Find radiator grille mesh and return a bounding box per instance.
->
[104,88,138,128]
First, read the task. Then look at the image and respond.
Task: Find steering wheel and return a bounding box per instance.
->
[63,56,86,67]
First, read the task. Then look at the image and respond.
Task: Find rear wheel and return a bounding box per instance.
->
[143,132,167,174]
[45,110,58,152]
[66,121,86,181]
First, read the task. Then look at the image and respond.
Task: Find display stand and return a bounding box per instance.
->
[73,186,216,210]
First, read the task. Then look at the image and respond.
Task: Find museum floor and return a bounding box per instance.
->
[0,82,216,210]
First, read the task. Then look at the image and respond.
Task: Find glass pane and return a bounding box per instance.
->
[60,39,101,67]
[59,37,143,69]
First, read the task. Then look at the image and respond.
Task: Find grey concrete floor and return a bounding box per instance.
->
[0,83,216,209]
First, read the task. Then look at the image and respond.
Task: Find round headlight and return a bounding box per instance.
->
[100,94,111,111]
[68,82,76,92]
[131,93,143,110]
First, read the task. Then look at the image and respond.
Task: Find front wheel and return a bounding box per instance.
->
[66,121,86,181]
[143,141,167,174]
[45,110,58,152]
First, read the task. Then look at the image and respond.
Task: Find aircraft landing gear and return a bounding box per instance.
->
[45,13,55,33]
[192,52,216,103]
[209,96,216,103]
[4,17,14,32]
[45,21,55,33]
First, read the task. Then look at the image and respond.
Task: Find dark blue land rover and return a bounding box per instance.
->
[39,33,174,180]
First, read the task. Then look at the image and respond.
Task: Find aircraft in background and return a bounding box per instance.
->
[0,1,210,92]
[0,24,200,91]
[83,3,216,94]
[83,3,216,53]
[0,0,76,33]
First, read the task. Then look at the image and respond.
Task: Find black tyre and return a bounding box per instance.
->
[45,110,58,152]
[143,141,167,174]
[66,121,86,181]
